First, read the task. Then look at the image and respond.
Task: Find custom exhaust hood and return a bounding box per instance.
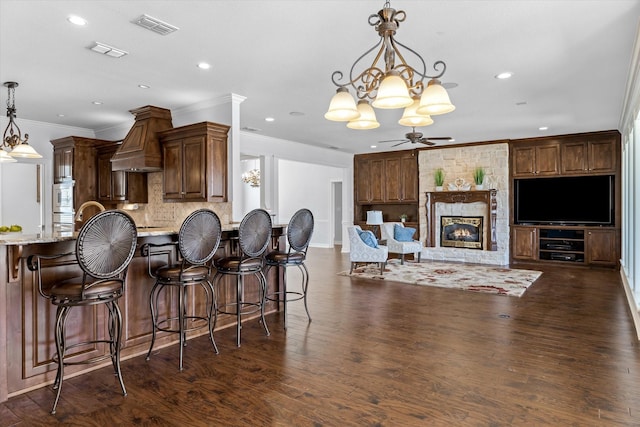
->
[111,105,173,172]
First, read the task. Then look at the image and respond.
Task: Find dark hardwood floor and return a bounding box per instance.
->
[2,247,640,426]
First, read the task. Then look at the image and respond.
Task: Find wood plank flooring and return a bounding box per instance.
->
[2,247,640,426]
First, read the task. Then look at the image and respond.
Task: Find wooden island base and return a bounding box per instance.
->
[0,227,284,402]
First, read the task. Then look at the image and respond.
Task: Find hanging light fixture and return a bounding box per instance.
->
[325,1,455,130]
[2,82,42,159]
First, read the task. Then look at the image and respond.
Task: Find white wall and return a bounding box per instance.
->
[277,159,344,248]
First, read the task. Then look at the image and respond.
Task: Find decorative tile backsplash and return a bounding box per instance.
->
[120,172,232,227]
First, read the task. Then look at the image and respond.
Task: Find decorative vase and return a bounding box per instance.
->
[435,186,443,192]
[401,218,406,223]
[475,183,484,190]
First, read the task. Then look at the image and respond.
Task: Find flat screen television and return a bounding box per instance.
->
[514,175,614,226]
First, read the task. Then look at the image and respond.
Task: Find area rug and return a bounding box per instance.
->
[338,259,542,297]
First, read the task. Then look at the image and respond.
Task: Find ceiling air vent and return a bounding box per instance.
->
[133,14,179,35]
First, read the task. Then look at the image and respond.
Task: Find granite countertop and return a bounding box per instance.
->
[0,224,285,246]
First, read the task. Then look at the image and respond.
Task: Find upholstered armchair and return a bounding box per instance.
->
[347,225,388,274]
[380,222,422,265]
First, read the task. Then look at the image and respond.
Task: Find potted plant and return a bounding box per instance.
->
[434,168,445,191]
[399,214,408,223]
[473,167,486,190]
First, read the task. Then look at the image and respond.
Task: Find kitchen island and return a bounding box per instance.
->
[0,224,285,402]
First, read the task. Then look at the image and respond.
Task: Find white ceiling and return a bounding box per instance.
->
[1,0,639,154]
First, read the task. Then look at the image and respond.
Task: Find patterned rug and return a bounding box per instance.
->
[339,259,542,297]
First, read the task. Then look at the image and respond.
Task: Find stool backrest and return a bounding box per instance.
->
[76,210,138,279]
[287,208,314,253]
[238,208,272,258]
[178,209,222,265]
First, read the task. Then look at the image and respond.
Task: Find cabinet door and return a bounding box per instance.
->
[535,145,560,176]
[162,140,183,200]
[369,159,385,203]
[586,229,617,266]
[182,136,207,200]
[512,146,536,176]
[588,139,616,173]
[111,171,127,201]
[561,142,587,174]
[54,147,73,183]
[401,156,418,201]
[384,158,402,202]
[512,226,537,260]
[355,159,371,203]
[97,151,114,201]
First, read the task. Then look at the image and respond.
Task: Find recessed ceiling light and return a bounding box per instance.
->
[539,126,549,131]
[495,72,513,80]
[197,62,211,70]
[57,114,65,117]
[265,117,275,122]
[92,101,103,105]
[68,15,87,26]
[138,84,150,89]
[370,145,377,148]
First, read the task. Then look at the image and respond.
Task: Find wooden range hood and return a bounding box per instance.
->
[111,106,173,172]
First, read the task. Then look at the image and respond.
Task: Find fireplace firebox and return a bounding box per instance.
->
[441,216,483,249]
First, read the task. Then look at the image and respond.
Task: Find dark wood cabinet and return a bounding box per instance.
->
[354,150,419,229]
[97,144,147,204]
[512,143,560,177]
[509,130,620,267]
[586,229,618,265]
[561,136,617,174]
[159,121,230,202]
[53,145,73,183]
[511,226,537,261]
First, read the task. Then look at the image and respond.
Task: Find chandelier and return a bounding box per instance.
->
[324,1,455,130]
[242,168,260,187]
[1,81,42,162]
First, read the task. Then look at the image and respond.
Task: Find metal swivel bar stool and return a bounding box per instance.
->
[141,209,222,371]
[27,210,138,414]
[213,208,272,347]
[264,208,314,329]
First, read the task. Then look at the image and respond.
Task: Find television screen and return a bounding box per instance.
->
[514,175,614,226]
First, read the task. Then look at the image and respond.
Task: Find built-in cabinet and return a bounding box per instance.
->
[159,122,230,203]
[96,144,148,204]
[354,150,419,230]
[510,130,620,267]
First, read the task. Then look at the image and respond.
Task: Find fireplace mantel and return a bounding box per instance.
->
[425,189,498,251]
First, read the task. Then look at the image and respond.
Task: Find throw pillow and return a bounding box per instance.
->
[357,229,378,248]
[394,224,416,242]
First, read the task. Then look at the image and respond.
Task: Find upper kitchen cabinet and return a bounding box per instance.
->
[354,150,418,204]
[511,142,560,177]
[159,121,230,202]
[96,144,148,204]
[560,133,618,175]
[51,136,107,209]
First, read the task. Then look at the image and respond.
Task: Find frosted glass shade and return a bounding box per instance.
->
[398,98,434,127]
[366,210,383,225]
[9,143,42,158]
[347,100,380,129]
[417,79,455,116]
[0,149,17,162]
[372,73,413,109]
[325,87,360,121]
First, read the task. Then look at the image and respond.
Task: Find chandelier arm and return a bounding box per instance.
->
[330,38,384,89]
[393,39,446,80]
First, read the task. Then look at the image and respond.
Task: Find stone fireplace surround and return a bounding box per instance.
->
[418,143,510,265]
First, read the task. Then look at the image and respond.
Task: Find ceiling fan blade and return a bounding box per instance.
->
[418,139,436,146]
[378,139,407,143]
[391,141,409,147]
[424,137,453,141]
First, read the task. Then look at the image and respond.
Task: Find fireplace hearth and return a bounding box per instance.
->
[441,216,483,249]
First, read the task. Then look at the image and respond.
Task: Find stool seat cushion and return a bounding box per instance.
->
[155,264,210,282]
[215,256,263,272]
[50,277,123,301]
[266,251,305,265]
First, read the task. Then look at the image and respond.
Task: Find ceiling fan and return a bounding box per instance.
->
[379,127,453,147]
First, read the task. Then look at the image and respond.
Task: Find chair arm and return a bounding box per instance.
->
[26,252,74,299]
[140,241,178,279]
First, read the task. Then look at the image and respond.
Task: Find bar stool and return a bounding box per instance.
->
[264,208,314,329]
[213,208,272,347]
[27,210,137,414]
[141,209,222,371]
